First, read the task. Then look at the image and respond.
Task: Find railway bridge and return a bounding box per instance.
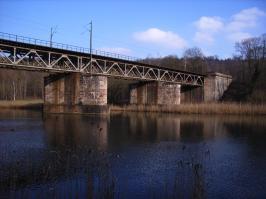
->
[0,32,232,114]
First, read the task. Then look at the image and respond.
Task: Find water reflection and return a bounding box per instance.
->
[42,113,260,149]
[0,111,266,198]
[44,114,108,150]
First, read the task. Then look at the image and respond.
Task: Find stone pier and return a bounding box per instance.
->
[44,73,108,114]
[129,81,181,105]
[129,72,232,105]
[181,86,204,103]
[204,72,232,102]
[43,72,232,114]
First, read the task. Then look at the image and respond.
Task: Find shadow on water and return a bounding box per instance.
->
[0,110,266,198]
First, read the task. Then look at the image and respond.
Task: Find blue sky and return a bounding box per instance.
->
[0,0,265,58]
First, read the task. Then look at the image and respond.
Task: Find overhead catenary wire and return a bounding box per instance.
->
[1,15,180,59]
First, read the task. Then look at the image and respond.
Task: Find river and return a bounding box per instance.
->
[0,110,266,198]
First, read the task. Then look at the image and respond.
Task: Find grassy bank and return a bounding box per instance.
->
[1,100,265,115]
[110,103,266,115]
[0,99,43,109]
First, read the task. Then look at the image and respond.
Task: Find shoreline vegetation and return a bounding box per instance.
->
[0,99,43,109]
[0,100,266,115]
[110,103,266,115]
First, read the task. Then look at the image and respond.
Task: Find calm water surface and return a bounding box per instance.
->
[0,110,266,198]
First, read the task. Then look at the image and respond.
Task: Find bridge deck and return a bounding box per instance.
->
[0,33,204,86]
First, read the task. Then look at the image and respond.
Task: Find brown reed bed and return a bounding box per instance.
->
[0,99,43,109]
[110,103,266,115]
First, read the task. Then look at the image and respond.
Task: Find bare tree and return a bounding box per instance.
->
[183,47,207,74]
[0,69,44,100]
[235,34,266,79]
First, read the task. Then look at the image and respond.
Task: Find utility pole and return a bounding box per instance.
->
[50,26,57,47]
[89,21,93,70]
[184,57,187,71]
[263,39,265,68]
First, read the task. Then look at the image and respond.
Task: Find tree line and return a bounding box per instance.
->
[0,70,44,100]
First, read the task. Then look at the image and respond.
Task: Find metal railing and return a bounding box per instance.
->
[0,32,141,62]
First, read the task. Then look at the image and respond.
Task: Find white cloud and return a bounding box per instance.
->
[193,16,224,45]
[97,47,132,55]
[194,32,214,44]
[227,7,266,32]
[194,16,224,32]
[227,32,252,42]
[226,7,265,41]
[133,28,187,49]
[193,7,266,44]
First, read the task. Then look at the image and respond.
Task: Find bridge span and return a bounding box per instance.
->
[0,32,232,114]
[0,32,203,86]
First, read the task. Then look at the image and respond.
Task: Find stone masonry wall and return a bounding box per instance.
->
[204,72,232,102]
[157,82,181,105]
[181,86,204,103]
[80,75,107,105]
[44,74,107,106]
[64,73,80,105]
[129,81,181,105]
[44,75,65,104]
[129,85,138,104]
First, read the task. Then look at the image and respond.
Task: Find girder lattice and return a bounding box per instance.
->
[0,34,204,86]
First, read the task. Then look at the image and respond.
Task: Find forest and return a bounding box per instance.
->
[0,34,265,103]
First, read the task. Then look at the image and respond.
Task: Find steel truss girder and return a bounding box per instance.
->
[0,43,204,86]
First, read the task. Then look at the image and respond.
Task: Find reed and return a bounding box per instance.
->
[110,103,266,115]
[0,99,43,109]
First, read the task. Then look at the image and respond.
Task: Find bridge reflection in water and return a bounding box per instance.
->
[44,113,228,149]
[1,111,266,198]
[44,114,108,150]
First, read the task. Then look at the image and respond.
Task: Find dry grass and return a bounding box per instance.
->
[110,103,266,115]
[1,100,265,115]
[0,99,43,109]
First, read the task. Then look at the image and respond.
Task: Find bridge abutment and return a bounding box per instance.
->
[204,72,232,102]
[129,81,181,105]
[44,73,108,114]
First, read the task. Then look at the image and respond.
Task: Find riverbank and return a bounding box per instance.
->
[110,103,266,115]
[1,100,266,115]
[0,99,43,109]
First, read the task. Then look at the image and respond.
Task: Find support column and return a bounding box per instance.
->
[204,72,232,102]
[180,86,204,103]
[129,81,180,105]
[44,74,65,104]
[44,73,108,114]
[129,85,138,104]
[157,82,181,105]
[80,75,108,106]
